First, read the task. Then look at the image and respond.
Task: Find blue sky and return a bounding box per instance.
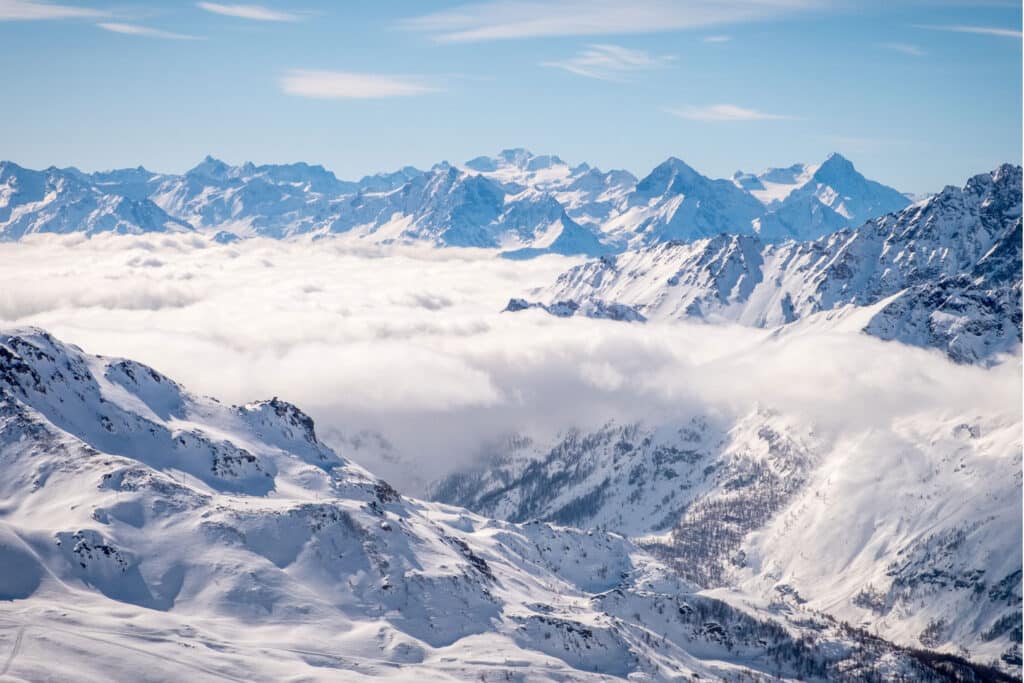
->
[0,0,1020,193]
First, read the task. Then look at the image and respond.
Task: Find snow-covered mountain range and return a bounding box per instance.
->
[3,328,1012,681]
[0,150,910,255]
[513,164,1023,364]
[0,162,191,239]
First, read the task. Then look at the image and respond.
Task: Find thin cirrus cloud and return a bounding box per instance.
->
[400,0,826,42]
[98,22,201,40]
[0,0,104,20]
[280,70,440,99]
[915,24,1022,39]
[883,42,925,56]
[542,44,675,81]
[703,35,732,43]
[196,2,302,22]
[666,104,795,122]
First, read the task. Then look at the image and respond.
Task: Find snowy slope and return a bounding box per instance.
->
[732,162,817,206]
[524,164,1022,364]
[432,404,1023,672]
[462,148,637,227]
[464,148,575,188]
[0,328,1001,681]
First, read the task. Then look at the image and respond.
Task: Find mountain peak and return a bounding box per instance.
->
[661,155,695,169]
[732,170,764,191]
[0,160,27,178]
[810,152,862,186]
[464,149,566,173]
[989,162,1023,185]
[637,156,705,193]
[652,156,700,177]
[815,152,855,175]
[187,155,231,179]
[429,160,458,176]
[496,148,534,163]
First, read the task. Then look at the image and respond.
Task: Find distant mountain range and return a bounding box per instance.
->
[0,150,913,255]
[510,164,1023,365]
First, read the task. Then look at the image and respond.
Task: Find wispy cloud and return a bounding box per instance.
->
[196,2,302,22]
[666,104,795,121]
[0,0,103,20]
[882,42,925,56]
[98,22,201,40]
[542,44,674,81]
[915,23,1022,38]
[401,0,826,42]
[703,35,732,43]
[280,70,440,99]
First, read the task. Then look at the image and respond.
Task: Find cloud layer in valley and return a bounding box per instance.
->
[0,234,1018,492]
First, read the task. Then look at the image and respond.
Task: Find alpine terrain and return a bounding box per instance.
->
[2,0,1019,680]
[1,329,1014,681]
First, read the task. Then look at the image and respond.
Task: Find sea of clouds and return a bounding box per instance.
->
[1,233,1019,492]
